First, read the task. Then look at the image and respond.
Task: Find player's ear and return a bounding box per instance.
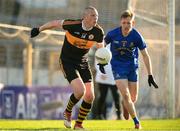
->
[132,20,135,26]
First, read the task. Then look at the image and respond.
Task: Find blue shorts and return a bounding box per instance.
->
[112,68,138,82]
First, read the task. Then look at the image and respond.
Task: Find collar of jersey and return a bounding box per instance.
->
[82,21,93,31]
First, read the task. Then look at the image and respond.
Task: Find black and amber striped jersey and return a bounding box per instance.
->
[60,19,104,63]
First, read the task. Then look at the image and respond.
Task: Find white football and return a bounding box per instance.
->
[95,47,112,64]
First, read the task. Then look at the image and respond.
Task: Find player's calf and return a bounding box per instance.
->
[122,101,129,120]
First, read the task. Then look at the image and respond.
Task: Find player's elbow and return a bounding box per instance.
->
[50,20,62,28]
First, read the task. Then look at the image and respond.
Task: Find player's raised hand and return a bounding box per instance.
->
[30,27,40,38]
[148,75,158,88]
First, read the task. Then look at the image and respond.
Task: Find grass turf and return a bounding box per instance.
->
[0,119,179,131]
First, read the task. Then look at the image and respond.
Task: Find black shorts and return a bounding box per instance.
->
[59,59,92,83]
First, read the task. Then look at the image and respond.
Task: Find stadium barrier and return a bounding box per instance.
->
[0,86,79,119]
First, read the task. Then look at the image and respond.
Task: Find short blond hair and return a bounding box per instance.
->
[121,10,135,20]
[83,6,97,16]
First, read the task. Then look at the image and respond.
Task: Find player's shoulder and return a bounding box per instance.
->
[132,28,141,35]
[131,28,144,38]
[107,27,120,36]
[94,23,103,31]
[63,19,82,26]
[94,23,104,34]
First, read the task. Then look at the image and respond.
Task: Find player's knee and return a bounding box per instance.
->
[75,88,85,99]
[84,93,95,103]
[131,95,138,103]
[122,93,131,102]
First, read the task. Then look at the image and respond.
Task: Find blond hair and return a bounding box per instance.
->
[83,6,97,17]
[121,10,135,20]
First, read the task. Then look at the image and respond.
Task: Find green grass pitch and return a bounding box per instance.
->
[0,119,179,131]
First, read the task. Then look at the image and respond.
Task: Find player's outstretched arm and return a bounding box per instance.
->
[141,48,158,88]
[30,20,63,38]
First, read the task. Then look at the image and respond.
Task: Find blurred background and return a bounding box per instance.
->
[0,0,180,119]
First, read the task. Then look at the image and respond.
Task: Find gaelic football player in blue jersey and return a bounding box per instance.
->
[104,10,158,129]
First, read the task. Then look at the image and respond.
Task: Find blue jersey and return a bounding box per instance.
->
[104,27,146,70]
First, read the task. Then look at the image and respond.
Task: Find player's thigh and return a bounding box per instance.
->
[128,69,139,102]
[128,81,139,102]
[127,68,138,82]
[78,62,92,83]
[77,62,94,101]
[115,79,130,98]
[59,60,79,83]
[59,60,85,98]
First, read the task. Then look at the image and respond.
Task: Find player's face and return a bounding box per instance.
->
[85,9,98,27]
[120,17,134,35]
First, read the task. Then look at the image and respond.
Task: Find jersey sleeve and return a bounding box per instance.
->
[97,29,104,43]
[104,31,112,45]
[137,33,147,50]
[94,24,104,43]
[62,19,81,31]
